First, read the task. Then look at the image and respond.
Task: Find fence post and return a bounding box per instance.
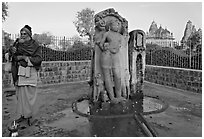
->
[64,36,66,51]
[189,40,191,69]
[150,50,152,65]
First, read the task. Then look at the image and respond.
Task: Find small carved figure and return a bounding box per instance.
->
[121,69,130,99]
[94,73,107,102]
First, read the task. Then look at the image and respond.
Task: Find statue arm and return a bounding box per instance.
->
[99,32,108,51]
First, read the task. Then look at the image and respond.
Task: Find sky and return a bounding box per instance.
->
[2,1,202,41]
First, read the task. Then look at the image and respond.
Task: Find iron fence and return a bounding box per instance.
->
[5,34,89,50]
[145,46,202,70]
[2,33,92,62]
[2,34,202,70]
[41,46,93,61]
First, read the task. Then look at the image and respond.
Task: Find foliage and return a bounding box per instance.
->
[2,32,14,62]
[174,45,183,50]
[59,37,72,51]
[2,32,14,51]
[187,30,202,51]
[72,40,89,50]
[33,32,54,47]
[195,44,202,53]
[146,43,161,50]
[72,35,82,42]
[2,2,8,22]
[73,8,95,46]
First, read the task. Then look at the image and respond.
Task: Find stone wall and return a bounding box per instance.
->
[145,65,202,93]
[2,61,91,89]
[2,61,202,94]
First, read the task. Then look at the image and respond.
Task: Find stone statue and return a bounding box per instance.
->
[92,8,130,103]
[99,18,124,102]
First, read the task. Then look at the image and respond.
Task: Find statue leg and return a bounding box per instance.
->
[121,84,127,98]
[112,67,122,98]
[113,68,126,102]
[102,68,115,100]
[126,82,130,99]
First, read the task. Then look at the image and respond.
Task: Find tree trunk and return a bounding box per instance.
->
[90,35,94,47]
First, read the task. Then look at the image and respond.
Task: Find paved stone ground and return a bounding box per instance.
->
[2,81,202,137]
[143,82,202,137]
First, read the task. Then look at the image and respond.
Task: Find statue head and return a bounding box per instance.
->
[108,18,122,33]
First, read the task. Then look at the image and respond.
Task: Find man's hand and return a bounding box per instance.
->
[5,53,10,61]
[17,56,28,61]
[10,47,17,54]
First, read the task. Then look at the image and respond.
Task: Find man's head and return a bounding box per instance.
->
[20,25,32,40]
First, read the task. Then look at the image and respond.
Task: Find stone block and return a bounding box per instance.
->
[190,76,194,81]
[189,71,194,76]
[177,80,183,84]
[196,89,201,93]
[198,72,202,77]
[192,82,199,87]
[193,71,198,77]
[186,86,191,91]
[199,83,202,87]
[183,70,189,76]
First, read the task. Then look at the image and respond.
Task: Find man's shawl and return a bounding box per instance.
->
[11,39,42,84]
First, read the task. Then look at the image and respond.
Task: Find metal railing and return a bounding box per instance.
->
[2,33,91,62]
[3,34,202,70]
[145,46,202,70]
[4,34,89,50]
